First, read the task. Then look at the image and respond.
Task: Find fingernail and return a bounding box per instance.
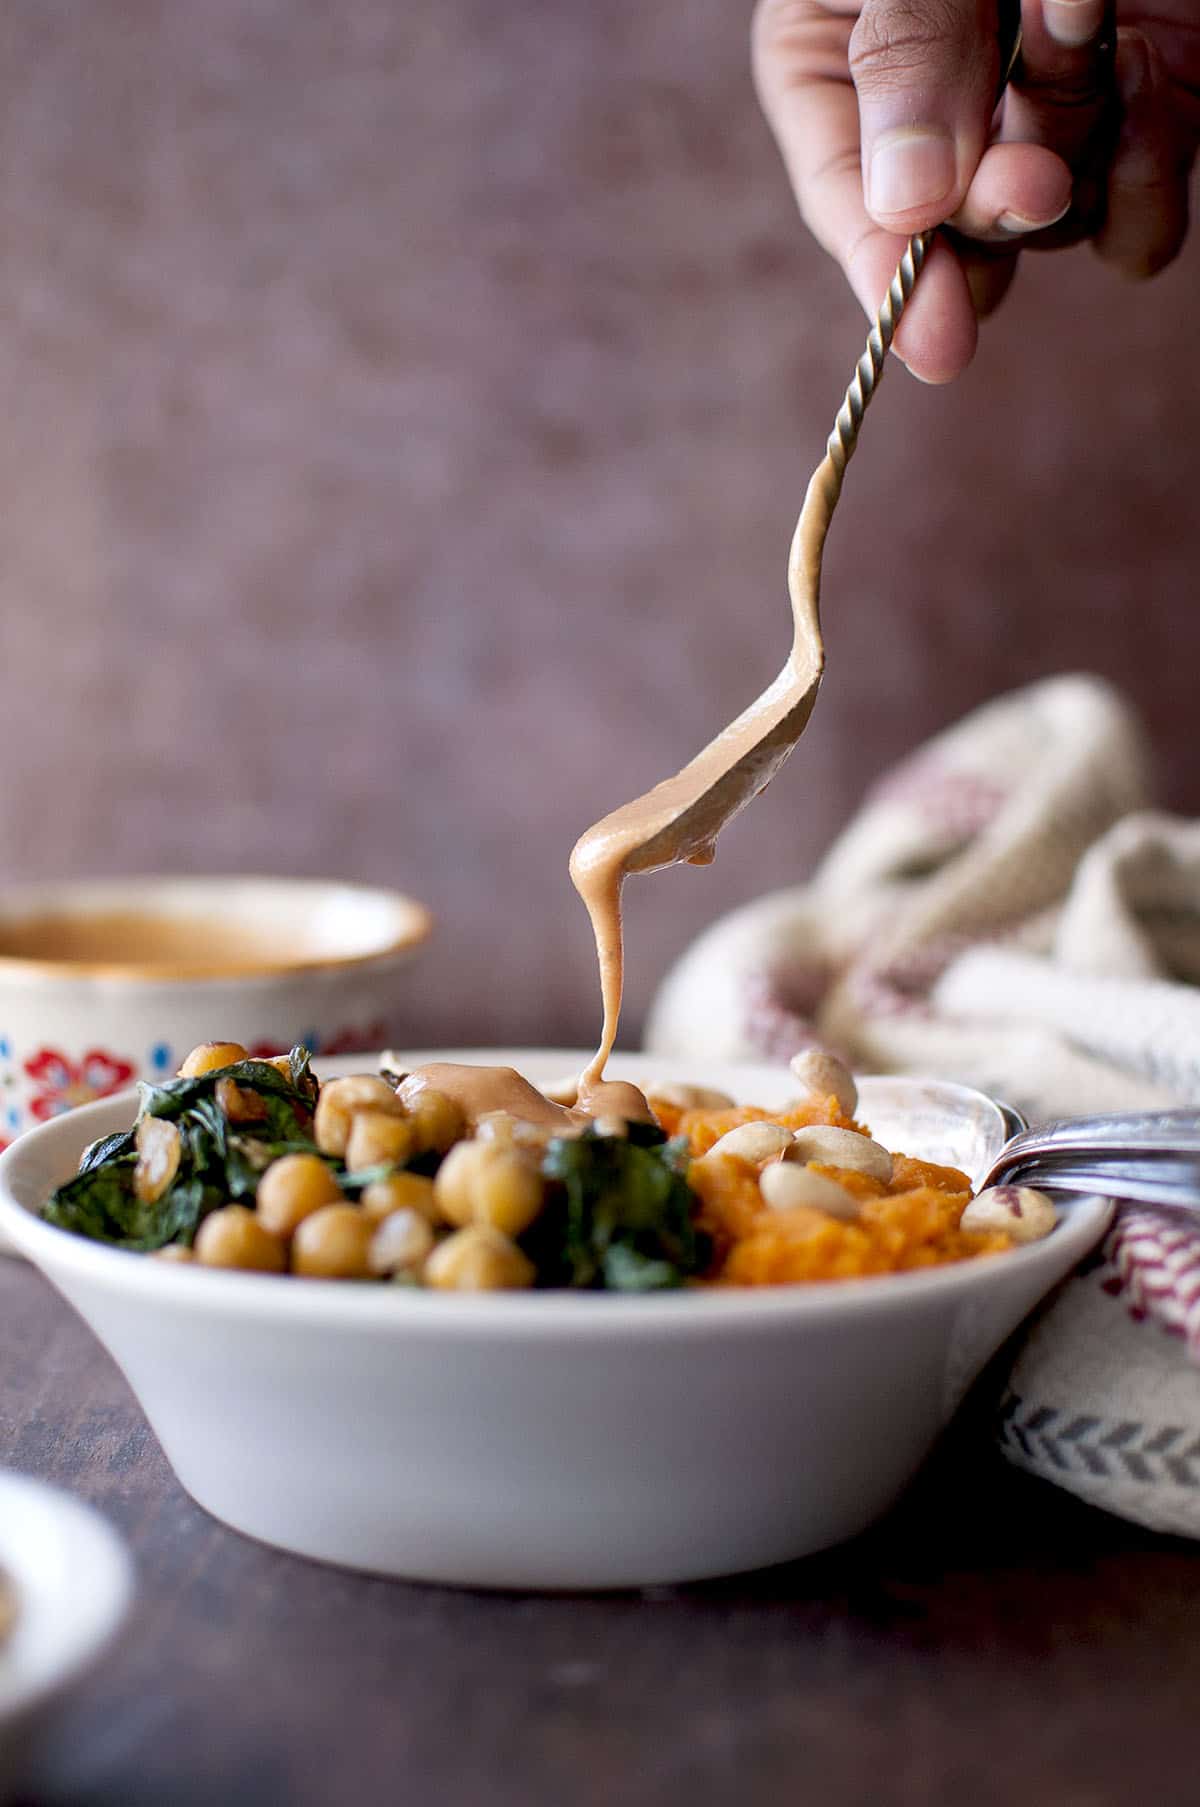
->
[996,199,1072,233]
[1043,0,1104,48]
[867,129,956,219]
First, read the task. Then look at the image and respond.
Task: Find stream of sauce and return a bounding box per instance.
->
[569,471,832,1095]
[401,458,834,1129]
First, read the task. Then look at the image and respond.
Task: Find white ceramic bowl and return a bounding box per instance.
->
[0,1051,1112,1590]
[0,1472,133,1797]
[0,875,432,1147]
[0,876,431,1254]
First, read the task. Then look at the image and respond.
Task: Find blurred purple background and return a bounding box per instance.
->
[0,0,1194,1048]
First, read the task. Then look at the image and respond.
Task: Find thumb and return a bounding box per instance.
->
[850,0,1005,230]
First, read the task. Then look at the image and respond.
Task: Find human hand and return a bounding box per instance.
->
[753,0,1200,381]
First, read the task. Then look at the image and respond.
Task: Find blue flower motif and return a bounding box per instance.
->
[149,1041,173,1074]
[5,1105,21,1132]
[0,1036,10,1061]
[301,1029,321,1054]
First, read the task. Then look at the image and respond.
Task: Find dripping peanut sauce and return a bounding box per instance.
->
[403,492,829,1130]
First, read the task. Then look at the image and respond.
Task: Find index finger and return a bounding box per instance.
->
[753,0,981,381]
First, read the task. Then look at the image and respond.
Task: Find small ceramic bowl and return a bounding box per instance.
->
[0,1472,133,1798]
[0,876,431,1154]
[0,1051,1112,1590]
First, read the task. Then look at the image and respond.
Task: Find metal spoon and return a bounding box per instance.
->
[590,15,1025,880]
[983,1110,1200,1218]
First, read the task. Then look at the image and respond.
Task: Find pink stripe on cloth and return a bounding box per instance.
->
[1098,1208,1200,1363]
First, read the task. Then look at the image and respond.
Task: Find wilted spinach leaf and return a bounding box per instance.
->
[78,1130,136,1173]
[533,1129,709,1291]
[43,1046,326,1252]
[42,1156,209,1251]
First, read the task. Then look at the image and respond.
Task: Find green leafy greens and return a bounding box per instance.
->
[532,1124,710,1291]
[43,1050,714,1291]
[43,1050,323,1252]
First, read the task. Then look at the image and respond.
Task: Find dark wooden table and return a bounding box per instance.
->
[3,1257,1197,1807]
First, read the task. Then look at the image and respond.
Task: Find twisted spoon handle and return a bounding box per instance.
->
[826,229,933,493]
[790,11,1021,608]
[789,228,933,613]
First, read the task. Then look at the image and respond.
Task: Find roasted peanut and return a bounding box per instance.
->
[705,1122,794,1166]
[786,1126,892,1184]
[960,1186,1058,1244]
[787,1050,858,1118]
[759,1160,860,1220]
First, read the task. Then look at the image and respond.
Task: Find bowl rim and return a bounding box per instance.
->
[0,875,432,983]
[0,1051,1114,1337]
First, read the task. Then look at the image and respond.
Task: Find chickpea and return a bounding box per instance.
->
[256,1153,344,1239]
[345,1110,417,1171]
[291,1205,374,1279]
[215,1076,268,1124]
[178,1041,248,1078]
[425,1225,536,1291]
[368,1208,435,1277]
[133,1116,182,1204]
[195,1205,286,1273]
[359,1171,440,1225]
[475,1110,550,1150]
[406,1088,466,1155]
[313,1075,405,1158]
[434,1139,545,1236]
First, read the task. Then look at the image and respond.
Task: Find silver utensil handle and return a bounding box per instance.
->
[1004,1111,1200,1154]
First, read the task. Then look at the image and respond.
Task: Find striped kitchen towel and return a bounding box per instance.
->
[646,672,1200,1535]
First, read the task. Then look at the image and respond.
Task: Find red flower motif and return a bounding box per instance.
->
[320,1020,391,1058]
[245,1022,392,1062]
[24,1047,137,1122]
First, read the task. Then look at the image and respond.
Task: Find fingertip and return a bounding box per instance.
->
[952,142,1073,241]
[1094,28,1191,281]
[847,233,977,383]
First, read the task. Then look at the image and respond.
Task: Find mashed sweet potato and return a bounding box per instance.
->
[679,1109,1012,1285]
